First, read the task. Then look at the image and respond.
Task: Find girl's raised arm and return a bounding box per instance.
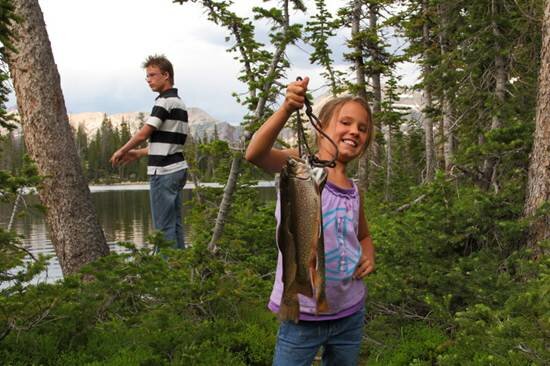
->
[245,77,309,173]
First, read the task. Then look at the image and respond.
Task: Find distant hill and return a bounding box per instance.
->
[68,107,242,143]
[5,89,423,144]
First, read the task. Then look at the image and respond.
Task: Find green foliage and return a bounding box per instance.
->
[366,320,449,366]
[440,250,549,365]
[304,0,345,95]
[362,172,547,364]
[0,222,279,365]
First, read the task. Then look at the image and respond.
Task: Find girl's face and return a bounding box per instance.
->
[319,101,370,164]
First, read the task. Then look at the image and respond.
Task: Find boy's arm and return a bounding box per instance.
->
[353,194,376,280]
[110,125,155,166]
[245,77,309,173]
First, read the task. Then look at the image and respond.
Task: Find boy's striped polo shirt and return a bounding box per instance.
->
[146,88,189,175]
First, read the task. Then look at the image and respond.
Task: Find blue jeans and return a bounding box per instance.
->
[149,169,187,249]
[273,308,365,366]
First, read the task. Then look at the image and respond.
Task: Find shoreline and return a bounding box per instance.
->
[19,180,276,194]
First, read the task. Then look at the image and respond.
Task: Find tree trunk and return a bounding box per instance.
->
[384,125,392,201]
[524,0,550,256]
[369,0,382,180]
[422,88,436,182]
[369,3,382,117]
[441,92,454,173]
[352,0,370,193]
[422,0,436,182]
[438,2,454,173]
[208,155,241,252]
[483,0,506,191]
[208,0,292,252]
[6,0,108,275]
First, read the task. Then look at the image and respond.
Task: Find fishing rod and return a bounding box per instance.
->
[295,77,339,168]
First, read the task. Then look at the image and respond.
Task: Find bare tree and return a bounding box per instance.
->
[422,0,436,182]
[524,0,550,256]
[175,0,303,252]
[351,0,371,192]
[438,1,454,174]
[482,0,507,191]
[6,0,108,275]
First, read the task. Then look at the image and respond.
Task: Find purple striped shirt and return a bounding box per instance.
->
[269,179,366,321]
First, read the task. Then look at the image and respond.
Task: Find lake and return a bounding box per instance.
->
[0,182,276,283]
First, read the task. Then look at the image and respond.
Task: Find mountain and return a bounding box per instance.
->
[6,88,423,144]
[68,107,242,143]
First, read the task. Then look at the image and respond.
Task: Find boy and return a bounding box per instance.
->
[111,54,188,249]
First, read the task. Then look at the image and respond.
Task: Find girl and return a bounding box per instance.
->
[245,77,376,366]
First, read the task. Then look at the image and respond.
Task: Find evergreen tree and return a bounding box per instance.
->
[524,0,550,255]
[304,0,344,95]
[175,0,305,252]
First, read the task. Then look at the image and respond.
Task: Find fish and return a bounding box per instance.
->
[277,156,329,323]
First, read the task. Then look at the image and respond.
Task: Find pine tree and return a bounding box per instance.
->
[304,0,344,95]
[524,0,550,256]
[175,0,305,252]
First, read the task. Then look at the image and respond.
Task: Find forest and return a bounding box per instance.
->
[0,0,548,365]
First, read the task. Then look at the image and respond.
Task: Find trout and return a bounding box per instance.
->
[278,157,329,323]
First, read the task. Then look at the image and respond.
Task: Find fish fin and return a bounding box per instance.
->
[279,292,300,323]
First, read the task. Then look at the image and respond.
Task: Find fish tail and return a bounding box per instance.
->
[279,292,300,323]
[311,266,329,314]
[315,288,329,314]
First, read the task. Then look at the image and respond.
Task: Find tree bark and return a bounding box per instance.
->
[441,91,454,173]
[438,2,454,173]
[368,1,382,177]
[422,0,436,182]
[524,0,550,256]
[384,125,392,201]
[483,0,507,191]
[6,0,108,275]
[208,155,241,252]
[352,0,370,193]
[368,3,382,117]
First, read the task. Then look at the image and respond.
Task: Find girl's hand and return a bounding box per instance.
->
[353,253,375,280]
[282,76,309,114]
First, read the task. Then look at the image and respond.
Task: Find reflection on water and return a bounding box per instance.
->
[0,184,275,283]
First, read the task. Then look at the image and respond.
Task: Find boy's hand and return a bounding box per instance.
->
[110,149,126,167]
[118,149,141,165]
[282,76,309,115]
[110,149,143,167]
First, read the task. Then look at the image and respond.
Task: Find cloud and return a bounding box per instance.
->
[6,0,420,124]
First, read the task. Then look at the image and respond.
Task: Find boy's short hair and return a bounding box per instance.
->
[142,54,174,85]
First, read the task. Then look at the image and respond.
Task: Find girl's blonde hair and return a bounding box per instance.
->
[317,96,374,150]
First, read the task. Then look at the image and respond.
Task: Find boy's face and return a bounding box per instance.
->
[145,65,171,93]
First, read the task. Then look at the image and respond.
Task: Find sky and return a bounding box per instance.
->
[7,0,419,125]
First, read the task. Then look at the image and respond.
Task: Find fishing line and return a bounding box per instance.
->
[295,77,339,168]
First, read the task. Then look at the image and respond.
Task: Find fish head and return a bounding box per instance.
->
[285,157,310,180]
